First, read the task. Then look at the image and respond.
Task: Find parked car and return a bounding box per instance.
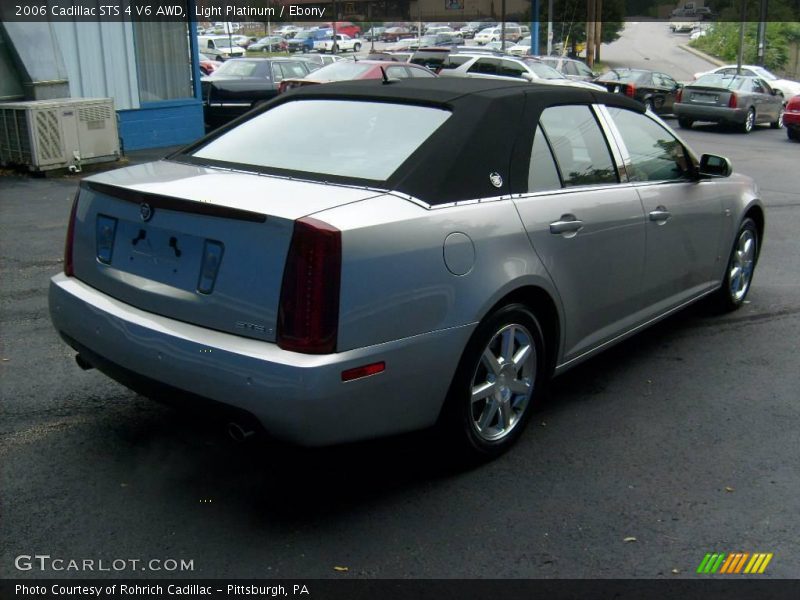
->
[363,26,386,41]
[509,37,533,56]
[321,22,362,39]
[50,78,764,459]
[381,27,413,42]
[674,74,785,133]
[296,54,348,69]
[439,53,604,91]
[200,58,314,128]
[692,65,800,101]
[669,21,696,33]
[409,48,453,72]
[484,40,517,52]
[198,53,221,76]
[314,34,363,53]
[475,25,522,44]
[197,35,245,60]
[229,34,258,49]
[535,56,596,82]
[785,94,800,141]
[417,33,460,48]
[594,68,681,114]
[274,25,302,38]
[287,29,331,53]
[248,36,288,53]
[460,21,496,39]
[279,60,435,93]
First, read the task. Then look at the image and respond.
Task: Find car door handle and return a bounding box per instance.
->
[549,215,584,235]
[649,207,671,222]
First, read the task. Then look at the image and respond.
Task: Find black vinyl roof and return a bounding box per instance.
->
[177,79,645,205]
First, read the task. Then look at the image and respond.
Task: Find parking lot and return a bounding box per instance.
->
[2,20,800,581]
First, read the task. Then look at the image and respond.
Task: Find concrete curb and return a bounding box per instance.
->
[680,44,726,68]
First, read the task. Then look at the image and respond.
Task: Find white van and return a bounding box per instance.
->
[197,36,246,60]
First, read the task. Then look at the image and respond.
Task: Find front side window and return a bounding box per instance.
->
[607,107,692,182]
[190,100,452,181]
[498,60,527,78]
[539,105,618,187]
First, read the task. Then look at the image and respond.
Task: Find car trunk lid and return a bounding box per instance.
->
[70,160,381,343]
[684,86,735,107]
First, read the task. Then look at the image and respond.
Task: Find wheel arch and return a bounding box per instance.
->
[478,284,561,376]
[743,204,765,262]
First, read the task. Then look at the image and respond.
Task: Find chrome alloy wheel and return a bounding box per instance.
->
[470,324,537,442]
[729,228,756,302]
[743,109,755,132]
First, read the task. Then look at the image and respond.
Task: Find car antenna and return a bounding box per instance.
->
[380,66,390,83]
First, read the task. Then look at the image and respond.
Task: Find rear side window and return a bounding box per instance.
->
[442,55,471,70]
[528,126,562,192]
[469,58,498,75]
[539,105,618,187]
[607,107,692,182]
[191,100,452,181]
[498,60,526,78]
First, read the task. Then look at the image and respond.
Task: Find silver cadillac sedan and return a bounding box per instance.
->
[49,79,764,458]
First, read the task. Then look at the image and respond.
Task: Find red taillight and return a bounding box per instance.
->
[675,88,683,103]
[277,217,341,354]
[625,83,636,98]
[64,190,80,276]
[728,93,738,108]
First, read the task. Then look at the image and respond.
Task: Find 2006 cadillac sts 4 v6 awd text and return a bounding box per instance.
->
[49,79,763,458]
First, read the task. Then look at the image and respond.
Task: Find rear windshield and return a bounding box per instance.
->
[190,100,451,181]
[308,62,373,81]
[212,60,259,77]
[694,74,747,89]
[597,70,648,84]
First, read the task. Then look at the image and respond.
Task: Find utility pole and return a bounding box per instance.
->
[594,0,602,63]
[546,0,553,56]
[586,0,596,68]
[531,0,539,56]
[501,0,506,50]
[736,0,747,74]
[756,0,768,66]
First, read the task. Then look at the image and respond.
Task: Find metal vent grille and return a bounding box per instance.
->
[79,105,113,123]
[34,110,63,162]
[0,109,32,163]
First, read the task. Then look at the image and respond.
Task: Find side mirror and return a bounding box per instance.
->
[699,154,732,178]
[521,72,535,82]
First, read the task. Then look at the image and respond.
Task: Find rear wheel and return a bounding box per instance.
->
[644,99,654,112]
[440,304,547,460]
[353,43,361,52]
[678,117,694,129]
[771,107,784,129]
[711,218,759,312]
[789,127,800,141]
[741,108,756,133]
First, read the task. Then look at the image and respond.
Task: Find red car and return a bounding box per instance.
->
[199,53,221,76]
[278,60,436,94]
[322,21,361,39]
[786,94,800,141]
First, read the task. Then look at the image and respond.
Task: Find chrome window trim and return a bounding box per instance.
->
[592,103,632,183]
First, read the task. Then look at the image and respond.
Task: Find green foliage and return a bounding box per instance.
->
[690,21,800,71]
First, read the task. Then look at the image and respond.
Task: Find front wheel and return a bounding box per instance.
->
[439,304,547,460]
[789,127,800,142]
[678,117,694,129]
[711,218,759,312]
[353,43,361,52]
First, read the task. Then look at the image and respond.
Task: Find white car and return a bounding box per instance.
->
[196,36,245,60]
[474,26,522,44]
[314,34,362,53]
[509,37,533,56]
[693,65,800,100]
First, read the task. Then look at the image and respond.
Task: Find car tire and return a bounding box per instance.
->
[353,43,361,52]
[741,108,756,133]
[644,99,654,112]
[770,107,784,129]
[789,127,800,142]
[711,218,759,312]
[439,304,547,461]
[678,118,694,129]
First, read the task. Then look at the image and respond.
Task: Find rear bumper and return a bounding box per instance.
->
[784,111,800,128]
[49,274,474,446]
[674,103,747,124]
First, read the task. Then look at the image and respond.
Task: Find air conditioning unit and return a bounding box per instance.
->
[0,98,120,172]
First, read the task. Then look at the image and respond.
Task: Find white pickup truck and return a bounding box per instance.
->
[314,34,362,53]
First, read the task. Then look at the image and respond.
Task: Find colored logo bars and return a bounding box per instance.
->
[697,553,773,574]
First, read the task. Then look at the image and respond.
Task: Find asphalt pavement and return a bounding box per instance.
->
[2,43,800,582]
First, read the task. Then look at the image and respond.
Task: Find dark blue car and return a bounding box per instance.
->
[287,29,331,53]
